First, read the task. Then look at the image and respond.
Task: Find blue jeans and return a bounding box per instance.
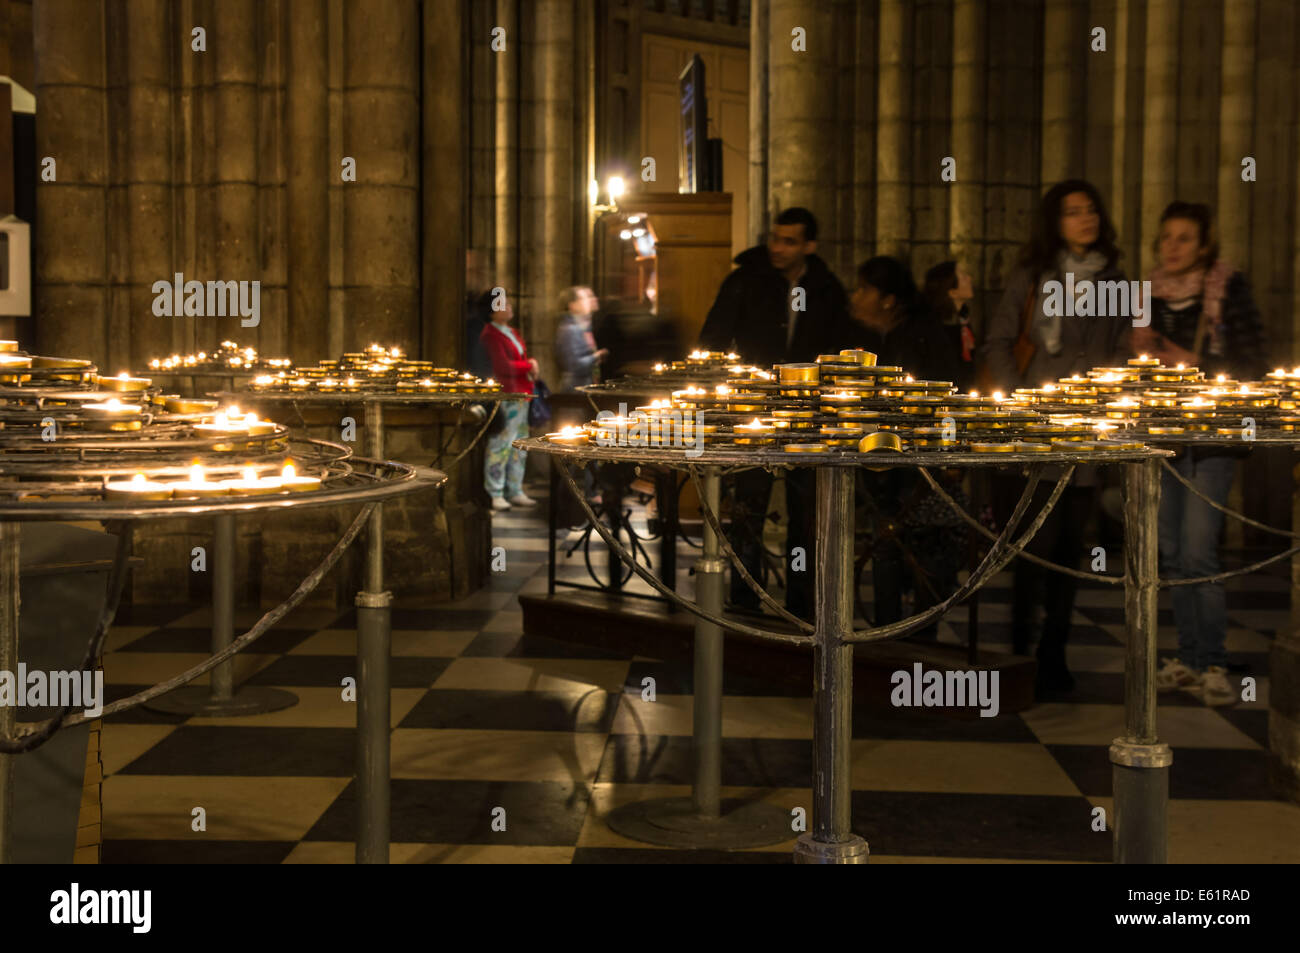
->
[484,399,529,499]
[1158,453,1237,670]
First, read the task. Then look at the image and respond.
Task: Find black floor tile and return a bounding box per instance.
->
[461,630,632,660]
[622,660,811,698]
[399,688,618,732]
[102,839,296,864]
[304,779,590,846]
[850,790,1110,861]
[121,626,318,654]
[328,608,497,631]
[246,654,450,688]
[1047,743,1273,800]
[112,604,196,627]
[117,726,357,776]
[1215,708,1270,749]
[596,734,812,787]
[101,684,192,725]
[852,708,1040,743]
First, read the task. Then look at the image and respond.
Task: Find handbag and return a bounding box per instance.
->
[528,378,552,427]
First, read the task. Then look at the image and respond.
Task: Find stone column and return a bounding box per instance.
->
[287,0,329,365]
[341,0,420,350]
[255,0,288,359]
[1040,0,1087,185]
[950,0,985,285]
[748,0,769,247]
[519,0,573,378]
[422,0,466,367]
[493,0,519,298]
[850,1,876,270]
[875,0,910,258]
[1216,0,1254,263]
[1139,0,1180,276]
[767,0,837,247]
[32,0,110,364]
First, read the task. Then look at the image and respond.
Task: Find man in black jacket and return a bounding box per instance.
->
[697,207,853,619]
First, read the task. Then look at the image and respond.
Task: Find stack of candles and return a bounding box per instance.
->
[149,341,291,373]
[105,462,322,501]
[244,344,502,395]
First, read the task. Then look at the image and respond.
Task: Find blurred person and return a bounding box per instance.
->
[480,291,538,511]
[464,251,494,380]
[699,207,853,618]
[556,286,609,391]
[1136,202,1266,707]
[923,260,977,391]
[980,179,1129,694]
[847,256,966,638]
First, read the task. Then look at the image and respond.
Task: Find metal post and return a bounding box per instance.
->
[149,513,297,717]
[547,459,559,596]
[0,523,19,864]
[693,467,724,819]
[604,464,788,847]
[356,399,392,864]
[1112,457,1171,863]
[210,514,236,702]
[659,469,678,591]
[795,465,869,863]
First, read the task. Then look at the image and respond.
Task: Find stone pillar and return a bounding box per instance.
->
[874,0,910,258]
[287,0,329,366]
[519,0,573,379]
[422,0,466,367]
[748,0,769,248]
[1216,0,1254,262]
[117,0,173,373]
[950,0,985,286]
[1040,0,1087,185]
[32,0,110,364]
[767,0,837,245]
[341,0,420,349]
[255,0,288,359]
[849,1,876,271]
[1139,0,1179,277]
[493,0,519,296]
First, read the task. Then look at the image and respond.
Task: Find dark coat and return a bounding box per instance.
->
[980,261,1129,392]
[1149,271,1266,382]
[698,246,854,365]
[844,307,962,385]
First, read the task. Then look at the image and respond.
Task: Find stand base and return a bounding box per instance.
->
[792,832,870,864]
[145,685,299,717]
[606,796,792,850]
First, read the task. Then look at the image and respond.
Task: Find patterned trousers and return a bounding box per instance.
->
[485,399,530,499]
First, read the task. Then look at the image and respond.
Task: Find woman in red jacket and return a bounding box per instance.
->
[480,292,537,510]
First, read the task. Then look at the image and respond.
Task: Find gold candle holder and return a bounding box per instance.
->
[96,372,152,392]
[279,463,322,493]
[105,474,173,501]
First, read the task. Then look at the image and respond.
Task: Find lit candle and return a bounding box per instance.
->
[1128,354,1160,367]
[96,371,152,392]
[220,466,284,496]
[105,473,173,501]
[171,464,230,499]
[278,462,322,493]
[546,426,589,446]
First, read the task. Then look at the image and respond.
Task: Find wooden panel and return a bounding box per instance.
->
[639,31,749,256]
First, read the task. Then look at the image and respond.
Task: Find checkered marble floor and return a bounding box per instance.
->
[98,491,1300,863]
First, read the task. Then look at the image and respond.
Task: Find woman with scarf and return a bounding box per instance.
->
[980,180,1129,694]
[1136,202,1266,706]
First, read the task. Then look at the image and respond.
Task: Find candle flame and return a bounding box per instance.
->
[282,462,297,479]
[189,464,204,483]
[132,473,146,484]
[243,466,257,482]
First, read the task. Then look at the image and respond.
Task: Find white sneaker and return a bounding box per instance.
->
[490,496,512,511]
[1199,666,1237,707]
[507,493,537,507]
[1155,658,1200,692]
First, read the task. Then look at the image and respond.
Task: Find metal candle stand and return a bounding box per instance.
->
[223,388,526,861]
[0,453,443,865]
[521,439,1169,863]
